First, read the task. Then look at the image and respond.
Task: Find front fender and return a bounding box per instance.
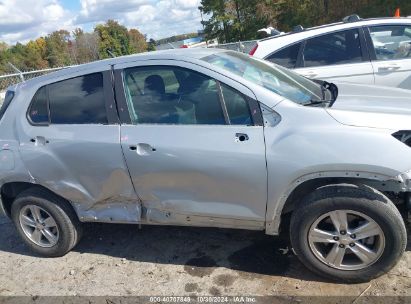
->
[265,169,409,235]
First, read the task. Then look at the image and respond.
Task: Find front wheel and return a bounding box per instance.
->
[290,184,407,283]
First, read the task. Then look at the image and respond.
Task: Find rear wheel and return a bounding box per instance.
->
[11,188,82,257]
[290,184,407,283]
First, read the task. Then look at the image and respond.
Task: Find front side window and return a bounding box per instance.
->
[202,51,323,105]
[303,29,363,67]
[221,84,252,125]
[266,43,301,68]
[28,73,107,125]
[369,25,411,60]
[123,66,227,125]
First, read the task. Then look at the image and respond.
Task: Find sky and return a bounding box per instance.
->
[0,0,203,45]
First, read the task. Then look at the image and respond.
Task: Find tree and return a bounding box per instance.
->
[200,0,231,43]
[147,38,156,52]
[94,20,132,58]
[25,38,49,69]
[0,42,7,52]
[45,30,72,67]
[128,29,148,53]
[200,0,274,43]
[72,28,100,63]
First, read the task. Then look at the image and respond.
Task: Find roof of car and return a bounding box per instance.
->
[17,48,227,89]
[259,17,411,44]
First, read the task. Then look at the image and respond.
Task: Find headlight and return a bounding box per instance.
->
[393,131,411,147]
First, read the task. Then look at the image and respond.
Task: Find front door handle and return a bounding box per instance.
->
[129,143,156,155]
[235,133,249,142]
[301,71,318,78]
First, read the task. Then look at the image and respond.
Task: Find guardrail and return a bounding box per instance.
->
[208,40,258,54]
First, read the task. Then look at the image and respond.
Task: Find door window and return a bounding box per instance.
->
[28,73,107,125]
[28,86,49,124]
[266,43,301,68]
[123,66,229,125]
[220,84,252,125]
[0,90,15,121]
[303,29,363,67]
[369,25,411,60]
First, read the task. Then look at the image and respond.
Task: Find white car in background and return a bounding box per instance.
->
[251,15,411,90]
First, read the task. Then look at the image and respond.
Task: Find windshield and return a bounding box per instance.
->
[202,51,323,105]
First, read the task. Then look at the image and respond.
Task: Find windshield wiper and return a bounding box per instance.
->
[303,99,333,106]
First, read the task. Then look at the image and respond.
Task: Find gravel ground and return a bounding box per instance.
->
[0,215,410,301]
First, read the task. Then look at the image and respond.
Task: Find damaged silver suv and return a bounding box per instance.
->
[0,49,410,283]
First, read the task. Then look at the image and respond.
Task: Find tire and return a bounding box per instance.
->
[290,184,407,283]
[11,188,83,257]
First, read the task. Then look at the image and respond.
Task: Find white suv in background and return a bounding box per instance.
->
[251,15,411,89]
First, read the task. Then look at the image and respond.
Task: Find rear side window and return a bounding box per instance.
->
[0,90,15,121]
[28,73,107,125]
[28,87,49,124]
[49,73,107,124]
[369,25,411,60]
[303,29,363,67]
[266,43,301,68]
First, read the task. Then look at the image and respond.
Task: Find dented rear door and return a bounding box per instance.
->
[18,68,140,223]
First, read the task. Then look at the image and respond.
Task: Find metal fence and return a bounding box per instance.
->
[209,40,258,54]
[0,39,258,101]
[0,66,69,92]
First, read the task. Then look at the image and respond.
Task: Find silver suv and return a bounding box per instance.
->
[0,49,410,283]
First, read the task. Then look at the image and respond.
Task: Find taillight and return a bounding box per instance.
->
[249,44,258,56]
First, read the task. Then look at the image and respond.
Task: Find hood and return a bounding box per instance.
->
[326,82,411,130]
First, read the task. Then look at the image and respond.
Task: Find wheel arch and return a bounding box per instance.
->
[266,171,407,235]
[0,182,79,220]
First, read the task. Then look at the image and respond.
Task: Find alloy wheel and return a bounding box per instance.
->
[19,205,59,248]
[308,210,385,270]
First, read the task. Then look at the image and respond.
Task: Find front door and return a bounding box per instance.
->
[367,24,411,90]
[115,60,267,227]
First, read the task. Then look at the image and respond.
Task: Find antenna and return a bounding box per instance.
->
[107,50,116,58]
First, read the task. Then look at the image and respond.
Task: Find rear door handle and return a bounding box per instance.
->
[235,133,249,142]
[129,143,156,155]
[378,64,400,71]
[30,136,48,146]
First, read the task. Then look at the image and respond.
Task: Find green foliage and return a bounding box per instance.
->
[147,39,157,52]
[94,20,133,58]
[45,30,72,67]
[200,0,278,43]
[128,29,148,53]
[0,20,152,73]
[72,28,100,64]
[201,0,411,42]
[2,1,411,72]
